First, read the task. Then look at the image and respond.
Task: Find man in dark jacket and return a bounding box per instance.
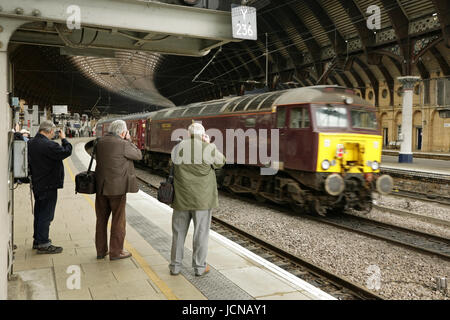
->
[95,120,142,261]
[28,120,72,254]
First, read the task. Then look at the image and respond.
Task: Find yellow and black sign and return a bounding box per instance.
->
[161,123,172,130]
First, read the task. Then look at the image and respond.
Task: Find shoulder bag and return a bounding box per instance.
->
[75,139,98,194]
[157,164,174,205]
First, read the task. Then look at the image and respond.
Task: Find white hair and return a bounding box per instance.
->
[188,122,205,138]
[39,120,56,133]
[109,120,127,136]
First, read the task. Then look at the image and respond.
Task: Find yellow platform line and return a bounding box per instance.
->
[64,158,178,300]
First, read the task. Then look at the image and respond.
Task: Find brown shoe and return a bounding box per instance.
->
[110,251,132,261]
[195,265,210,277]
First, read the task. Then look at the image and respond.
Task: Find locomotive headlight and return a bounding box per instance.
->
[322,160,331,170]
[344,97,354,105]
[371,161,380,171]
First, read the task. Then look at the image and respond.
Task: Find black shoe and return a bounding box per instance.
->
[36,245,63,254]
[33,239,51,250]
[97,252,109,259]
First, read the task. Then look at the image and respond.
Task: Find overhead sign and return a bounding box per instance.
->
[91,106,101,117]
[52,105,68,114]
[231,5,257,40]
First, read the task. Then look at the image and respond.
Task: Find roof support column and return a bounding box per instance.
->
[397,76,421,163]
[0,17,27,300]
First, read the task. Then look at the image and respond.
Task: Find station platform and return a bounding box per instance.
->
[383,150,450,161]
[381,155,450,176]
[8,138,333,300]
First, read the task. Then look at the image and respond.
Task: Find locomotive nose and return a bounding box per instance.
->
[376,174,394,195]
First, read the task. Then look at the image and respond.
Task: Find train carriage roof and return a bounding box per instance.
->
[97,86,373,125]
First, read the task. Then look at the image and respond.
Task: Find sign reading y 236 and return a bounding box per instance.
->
[232,5,257,40]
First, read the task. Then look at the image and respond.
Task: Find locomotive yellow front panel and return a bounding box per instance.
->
[316,133,383,173]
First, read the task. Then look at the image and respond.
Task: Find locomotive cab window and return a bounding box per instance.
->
[315,105,348,128]
[277,107,287,128]
[351,109,378,130]
[290,108,310,129]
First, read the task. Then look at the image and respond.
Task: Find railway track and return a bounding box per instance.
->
[389,189,450,207]
[371,203,450,229]
[134,168,449,297]
[213,180,450,261]
[135,175,383,300]
[380,167,450,205]
[136,167,449,258]
[308,214,450,261]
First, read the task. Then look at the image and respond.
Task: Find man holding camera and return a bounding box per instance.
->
[94,120,142,260]
[28,120,73,254]
[169,123,225,277]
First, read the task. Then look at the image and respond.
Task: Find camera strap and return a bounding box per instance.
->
[87,138,99,173]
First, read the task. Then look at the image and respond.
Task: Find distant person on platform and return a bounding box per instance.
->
[20,129,30,142]
[28,121,72,254]
[95,120,142,260]
[169,123,226,277]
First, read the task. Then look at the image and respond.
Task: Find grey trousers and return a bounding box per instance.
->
[169,209,212,275]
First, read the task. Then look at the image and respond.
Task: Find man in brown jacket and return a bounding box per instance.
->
[94,120,142,260]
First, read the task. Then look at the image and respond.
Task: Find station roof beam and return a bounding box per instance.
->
[0,0,239,57]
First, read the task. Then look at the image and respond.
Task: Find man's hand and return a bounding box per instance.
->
[202,134,210,144]
[125,130,131,141]
[59,130,66,140]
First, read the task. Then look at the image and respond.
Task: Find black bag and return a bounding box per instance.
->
[75,139,98,194]
[157,165,174,205]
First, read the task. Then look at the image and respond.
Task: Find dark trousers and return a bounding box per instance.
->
[33,189,58,248]
[95,193,127,258]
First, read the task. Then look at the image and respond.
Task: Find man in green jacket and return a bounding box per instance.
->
[169,123,225,276]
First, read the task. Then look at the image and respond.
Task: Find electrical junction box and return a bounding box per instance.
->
[13,140,28,179]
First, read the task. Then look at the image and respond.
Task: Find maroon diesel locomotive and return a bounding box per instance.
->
[95,86,393,216]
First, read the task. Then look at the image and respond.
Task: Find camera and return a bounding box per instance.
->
[53,128,62,140]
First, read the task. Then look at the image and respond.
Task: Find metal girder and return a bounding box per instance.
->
[239,41,265,75]
[266,6,303,69]
[431,0,450,47]
[338,0,375,52]
[232,44,257,79]
[258,18,288,71]
[429,46,450,76]
[282,4,323,76]
[10,28,220,57]
[349,68,366,98]
[380,0,411,74]
[0,0,238,56]
[355,57,379,106]
[329,74,340,86]
[337,71,353,88]
[388,56,404,75]
[378,63,395,106]
[214,50,244,83]
[303,0,347,55]
[416,60,430,79]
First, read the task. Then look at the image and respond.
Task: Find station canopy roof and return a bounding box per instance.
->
[10,0,450,114]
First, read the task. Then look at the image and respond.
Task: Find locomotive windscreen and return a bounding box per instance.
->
[351,109,378,130]
[315,105,348,128]
[313,104,378,130]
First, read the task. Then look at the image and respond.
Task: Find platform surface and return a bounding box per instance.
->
[381,155,450,176]
[8,138,334,300]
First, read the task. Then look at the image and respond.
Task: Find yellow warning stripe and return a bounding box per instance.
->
[64,158,178,300]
